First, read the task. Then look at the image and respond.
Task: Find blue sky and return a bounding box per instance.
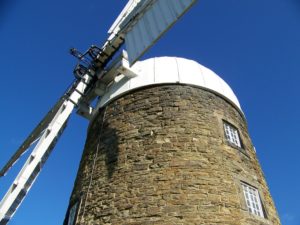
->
[0,0,299,224]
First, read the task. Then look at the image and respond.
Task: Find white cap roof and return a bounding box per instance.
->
[98,57,241,110]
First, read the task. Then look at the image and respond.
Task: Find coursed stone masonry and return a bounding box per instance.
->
[65,84,281,225]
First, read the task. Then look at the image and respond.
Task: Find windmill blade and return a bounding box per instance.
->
[0,96,66,177]
[0,78,84,178]
[110,0,198,65]
[0,74,93,224]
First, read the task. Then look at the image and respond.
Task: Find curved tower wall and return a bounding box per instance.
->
[64,58,281,225]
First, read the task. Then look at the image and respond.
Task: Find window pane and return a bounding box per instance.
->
[241,182,264,218]
[224,122,241,148]
[68,201,79,225]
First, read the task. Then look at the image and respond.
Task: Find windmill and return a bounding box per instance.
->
[0,0,198,224]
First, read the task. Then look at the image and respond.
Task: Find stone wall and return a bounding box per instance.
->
[65,84,281,225]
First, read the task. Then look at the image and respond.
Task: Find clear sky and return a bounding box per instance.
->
[0,0,299,224]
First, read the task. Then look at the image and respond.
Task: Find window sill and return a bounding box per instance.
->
[226,141,249,158]
[246,213,271,224]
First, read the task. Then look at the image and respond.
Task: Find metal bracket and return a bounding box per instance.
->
[98,50,138,83]
[76,102,94,120]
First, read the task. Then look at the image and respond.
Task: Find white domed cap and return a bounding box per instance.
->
[99,57,241,110]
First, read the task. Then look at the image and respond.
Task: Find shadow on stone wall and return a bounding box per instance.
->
[100,125,119,179]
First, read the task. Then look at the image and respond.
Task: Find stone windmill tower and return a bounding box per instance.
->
[64,57,281,225]
[0,1,281,224]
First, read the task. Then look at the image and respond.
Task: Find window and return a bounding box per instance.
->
[224,122,241,148]
[241,182,265,217]
[67,201,79,225]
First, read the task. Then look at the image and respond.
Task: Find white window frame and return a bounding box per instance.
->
[224,122,241,148]
[241,182,265,218]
